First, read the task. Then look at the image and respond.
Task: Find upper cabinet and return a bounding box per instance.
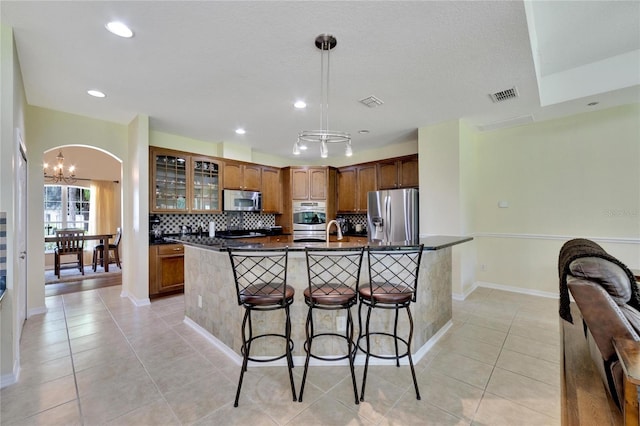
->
[377,154,419,190]
[150,147,222,213]
[223,161,261,191]
[337,164,377,213]
[291,167,328,200]
[261,166,281,213]
[191,156,222,212]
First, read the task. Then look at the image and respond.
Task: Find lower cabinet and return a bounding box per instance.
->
[149,244,184,297]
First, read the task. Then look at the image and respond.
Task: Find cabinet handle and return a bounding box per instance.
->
[174,248,182,251]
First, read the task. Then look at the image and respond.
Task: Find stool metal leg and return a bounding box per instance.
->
[346,309,359,404]
[360,304,373,402]
[299,307,314,402]
[406,306,420,400]
[234,309,251,407]
[284,306,297,402]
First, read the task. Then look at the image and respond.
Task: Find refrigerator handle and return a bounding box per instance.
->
[385,195,391,243]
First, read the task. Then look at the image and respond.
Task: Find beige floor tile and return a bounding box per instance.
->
[192,403,278,426]
[64,310,114,328]
[450,323,507,348]
[485,367,560,419]
[71,339,137,372]
[134,337,198,370]
[68,327,128,354]
[79,373,161,424]
[508,324,560,347]
[13,355,73,388]
[503,334,560,364]
[386,394,470,426]
[356,372,412,424]
[473,391,559,426]
[430,351,494,389]
[75,356,149,397]
[19,328,69,348]
[0,375,77,424]
[66,320,121,340]
[106,398,180,426]
[436,334,502,365]
[496,349,560,387]
[163,373,237,424]
[416,368,484,422]
[19,340,71,364]
[289,394,374,426]
[147,352,217,394]
[6,400,81,426]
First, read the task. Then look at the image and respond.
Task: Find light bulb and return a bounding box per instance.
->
[345,143,353,157]
[321,141,328,158]
[292,142,301,155]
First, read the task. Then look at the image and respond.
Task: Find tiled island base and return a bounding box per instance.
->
[183,244,453,365]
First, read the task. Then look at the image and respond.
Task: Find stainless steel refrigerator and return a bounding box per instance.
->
[367,188,419,244]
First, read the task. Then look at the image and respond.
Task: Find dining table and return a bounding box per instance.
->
[45,233,114,272]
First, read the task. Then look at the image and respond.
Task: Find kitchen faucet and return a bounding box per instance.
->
[326,220,343,242]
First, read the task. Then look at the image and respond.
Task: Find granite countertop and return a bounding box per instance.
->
[168,235,472,252]
[151,228,287,245]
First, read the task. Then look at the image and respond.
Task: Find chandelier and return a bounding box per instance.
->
[294,34,352,158]
[44,151,77,184]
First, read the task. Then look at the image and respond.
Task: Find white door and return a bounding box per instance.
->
[16,132,27,339]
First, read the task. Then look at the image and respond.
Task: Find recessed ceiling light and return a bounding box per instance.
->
[358,130,370,134]
[87,90,106,98]
[235,128,246,135]
[105,21,134,38]
[294,101,307,109]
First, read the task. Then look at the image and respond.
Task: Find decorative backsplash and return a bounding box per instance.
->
[152,212,275,234]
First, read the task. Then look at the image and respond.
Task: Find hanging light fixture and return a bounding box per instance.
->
[294,34,352,158]
[44,150,77,184]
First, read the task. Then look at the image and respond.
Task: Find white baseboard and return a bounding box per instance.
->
[464,281,559,300]
[453,283,479,301]
[27,306,47,317]
[0,359,20,388]
[183,315,450,367]
[122,290,150,307]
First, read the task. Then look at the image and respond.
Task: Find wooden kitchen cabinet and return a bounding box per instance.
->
[261,166,282,213]
[377,154,419,190]
[223,161,261,191]
[291,167,328,200]
[149,244,184,297]
[337,163,376,213]
[150,147,222,213]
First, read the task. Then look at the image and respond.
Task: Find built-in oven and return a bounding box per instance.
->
[292,201,326,242]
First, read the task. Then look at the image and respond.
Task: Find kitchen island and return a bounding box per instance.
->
[174,235,472,365]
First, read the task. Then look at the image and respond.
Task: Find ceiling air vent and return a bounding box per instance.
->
[359,95,384,108]
[489,87,519,103]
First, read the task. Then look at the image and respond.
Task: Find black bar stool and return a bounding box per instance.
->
[227,247,297,407]
[299,247,365,404]
[358,244,424,401]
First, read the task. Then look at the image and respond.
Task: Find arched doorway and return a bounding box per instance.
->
[42,146,123,290]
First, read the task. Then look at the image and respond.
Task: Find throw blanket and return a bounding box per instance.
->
[558,238,640,323]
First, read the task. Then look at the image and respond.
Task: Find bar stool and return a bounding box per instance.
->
[227,247,297,407]
[358,244,424,401]
[299,247,365,404]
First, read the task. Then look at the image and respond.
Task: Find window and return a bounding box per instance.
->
[44,185,91,250]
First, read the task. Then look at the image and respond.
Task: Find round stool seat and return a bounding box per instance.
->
[304,284,356,305]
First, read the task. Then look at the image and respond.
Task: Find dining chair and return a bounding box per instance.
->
[54,229,85,278]
[92,227,122,271]
[227,247,297,407]
[358,244,424,401]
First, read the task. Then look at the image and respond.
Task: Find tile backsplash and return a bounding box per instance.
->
[152,212,275,234]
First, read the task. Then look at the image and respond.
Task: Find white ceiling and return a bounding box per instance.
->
[2,1,639,161]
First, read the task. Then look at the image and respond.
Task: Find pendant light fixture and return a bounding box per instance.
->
[294,34,352,158]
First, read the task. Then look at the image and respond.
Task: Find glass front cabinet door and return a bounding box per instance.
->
[152,149,189,212]
[191,156,222,212]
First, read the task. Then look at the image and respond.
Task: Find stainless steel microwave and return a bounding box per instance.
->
[223,189,262,212]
